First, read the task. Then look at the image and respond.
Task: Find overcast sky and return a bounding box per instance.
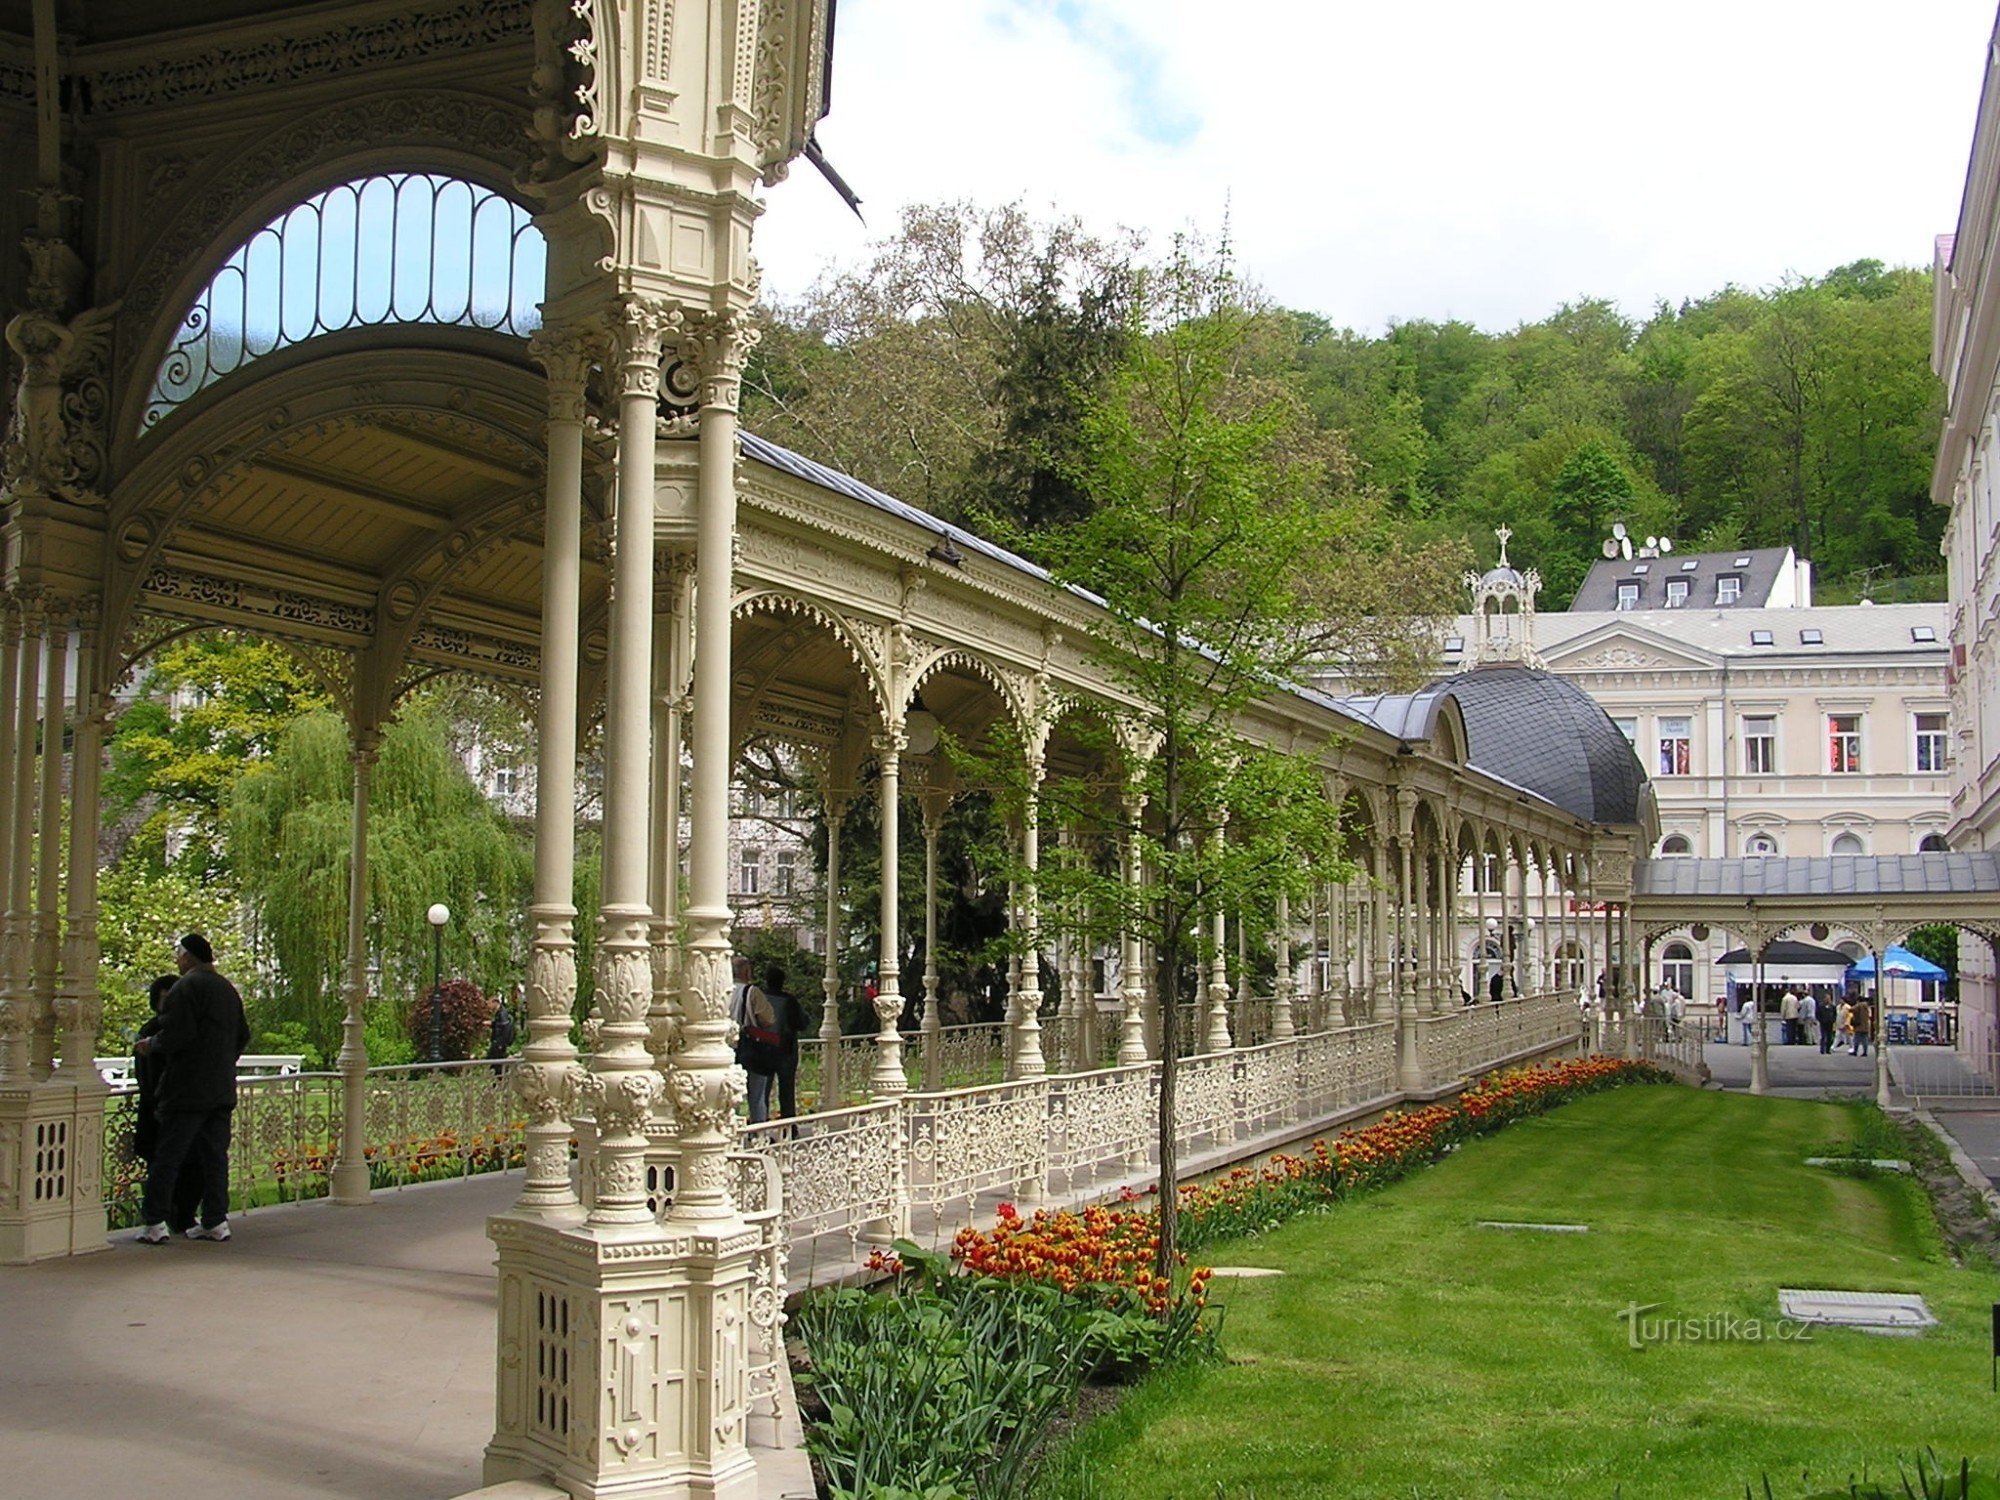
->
[751,0,2000,334]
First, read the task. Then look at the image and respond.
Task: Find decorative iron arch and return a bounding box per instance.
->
[139,171,546,433]
[729,589,891,723]
[903,645,1032,744]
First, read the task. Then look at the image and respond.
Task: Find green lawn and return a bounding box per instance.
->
[1039,1086,2000,1499]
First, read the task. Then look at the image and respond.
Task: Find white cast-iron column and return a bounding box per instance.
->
[330,729,379,1205]
[869,732,908,1097]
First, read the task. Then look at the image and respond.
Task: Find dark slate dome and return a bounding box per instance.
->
[1432,665,1648,825]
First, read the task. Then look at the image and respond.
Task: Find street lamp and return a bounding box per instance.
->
[427,902,451,1062]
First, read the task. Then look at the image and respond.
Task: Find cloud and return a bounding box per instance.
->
[756,0,1997,333]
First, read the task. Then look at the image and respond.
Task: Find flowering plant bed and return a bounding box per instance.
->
[1174,1055,1671,1250]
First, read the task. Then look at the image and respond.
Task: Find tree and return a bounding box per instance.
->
[991,239,1350,1278]
[103,633,332,874]
[228,704,532,1060]
[744,200,1138,526]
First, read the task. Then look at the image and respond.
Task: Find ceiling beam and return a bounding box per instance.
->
[364,420,538,488]
[247,455,453,530]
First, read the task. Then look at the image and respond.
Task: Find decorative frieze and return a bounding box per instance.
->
[141,564,374,640]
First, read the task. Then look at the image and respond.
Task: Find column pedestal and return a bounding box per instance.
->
[486,1215,759,1500]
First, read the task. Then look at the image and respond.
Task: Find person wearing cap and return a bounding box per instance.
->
[131,933,250,1244]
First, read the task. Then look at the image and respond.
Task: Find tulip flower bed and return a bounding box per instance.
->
[1174,1055,1671,1250]
[797,1238,1217,1500]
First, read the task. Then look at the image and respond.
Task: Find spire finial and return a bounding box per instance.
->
[1494,524,1513,568]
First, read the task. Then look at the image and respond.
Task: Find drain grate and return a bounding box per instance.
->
[1778,1289,1936,1335]
[1476,1221,1589,1233]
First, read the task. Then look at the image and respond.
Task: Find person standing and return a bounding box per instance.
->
[731,956,781,1124]
[1850,995,1874,1057]
[762,963,805,1122]
[133,974,205,1235]
[1778,987,1799,1046]
[486,986,518,1070]
[133,933,250,1244]
[1815,990,1837,1054]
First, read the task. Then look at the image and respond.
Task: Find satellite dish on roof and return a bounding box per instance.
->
[1612,522,1628,540]
[1602,539,1618,558]
[1645,536,1659,550]
[1660,538,1674,553]
[1619,537,1633,560]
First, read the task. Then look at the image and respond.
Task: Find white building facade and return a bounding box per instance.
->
[1932,1,2000,1067]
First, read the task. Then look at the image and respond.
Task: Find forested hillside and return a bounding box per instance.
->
[744,204,1942,609]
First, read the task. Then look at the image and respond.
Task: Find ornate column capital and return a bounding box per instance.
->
[615,299,679,400]
[530,322,602,423]
[674,308,761,415]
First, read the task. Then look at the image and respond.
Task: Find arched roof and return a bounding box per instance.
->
[1346,665,1649,826]
[1438,666,1647,825]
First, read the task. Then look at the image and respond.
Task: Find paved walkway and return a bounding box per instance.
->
[1699,1033,1884,1096]
[1,1172,516,1500]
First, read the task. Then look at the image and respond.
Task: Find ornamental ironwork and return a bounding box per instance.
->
[142,173,546,430]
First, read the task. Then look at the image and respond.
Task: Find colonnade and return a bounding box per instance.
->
[0,598,110,1262]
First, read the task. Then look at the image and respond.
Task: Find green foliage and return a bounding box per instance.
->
[1904,924,1959,986]
[94,851,246,1049]
[1768,1453,1997,1499]
[228,705,531,1058]
[104,632,332,873]
[796,1236,1215,1500]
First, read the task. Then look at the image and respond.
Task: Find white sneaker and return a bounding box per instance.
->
[186,1222,231,1242]
[136,1223,170,1245]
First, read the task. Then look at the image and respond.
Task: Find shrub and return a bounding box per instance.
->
[405,977,494,1061]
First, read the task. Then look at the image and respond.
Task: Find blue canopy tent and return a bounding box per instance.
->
[1847,946,1947,980]
[1848,946,1953,1044]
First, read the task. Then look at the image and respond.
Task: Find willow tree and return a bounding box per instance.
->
[229,704,532,1059]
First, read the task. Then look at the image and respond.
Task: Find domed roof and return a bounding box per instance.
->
[1477,564,1526,590]
[1432,665,1648,825]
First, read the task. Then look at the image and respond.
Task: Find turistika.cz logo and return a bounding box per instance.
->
[1617,1302,1814,1349]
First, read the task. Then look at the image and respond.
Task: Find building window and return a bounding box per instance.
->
[1830,831,1864,856]
[1750,629,1774,646]
[1659,834,1692,856]
[1657,716,1691,776]
[1914,712,1948,772]
[1920,832,1949,852]
[1615,583,1639,611]
[1718,576,1742,604]
[1746,833,1779,856]
[1799,628,1823,646]
[1612,716,1638,747]
[1912,625,1938,643]
[1661,942,1694,998]
[1742,716,1776,775]
[739,852,761,896]
[774,848,796,896]
[493,766,518,797]
[1665,579,1689,608]
[1827,714,1861,774]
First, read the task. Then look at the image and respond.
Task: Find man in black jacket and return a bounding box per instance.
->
[133,933,250,1244]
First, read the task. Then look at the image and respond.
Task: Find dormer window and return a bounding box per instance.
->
[1718,576,1743,604]
[1615,583,1639,611]
[1665,579,1689,608]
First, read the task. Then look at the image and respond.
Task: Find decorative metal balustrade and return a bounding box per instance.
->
[102,1059,524,1229]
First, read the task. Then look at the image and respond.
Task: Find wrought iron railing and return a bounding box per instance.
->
[103,1059,524,1229]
